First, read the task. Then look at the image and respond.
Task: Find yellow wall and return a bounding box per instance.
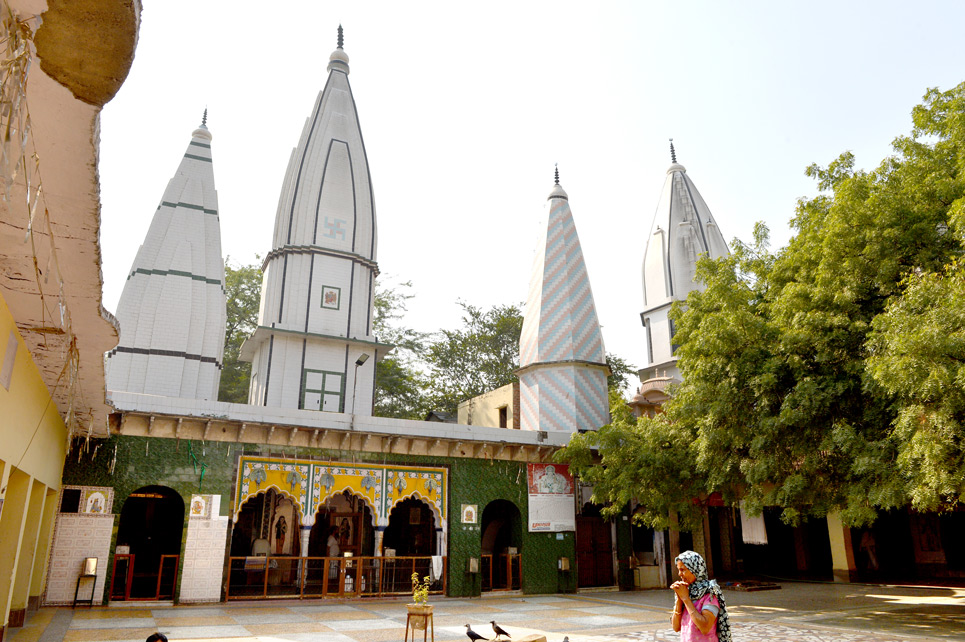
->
[457,383,514,428]
[826,512,856,582]
[0,291,68,489]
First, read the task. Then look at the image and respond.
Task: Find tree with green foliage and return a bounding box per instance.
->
[218,257,262,403]
[605,352,636,393]
[421,301,523,416]
[373,280,429,419]
[868,261,965,511]
[560,81,965,528]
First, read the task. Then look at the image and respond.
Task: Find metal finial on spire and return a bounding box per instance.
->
[554,163,559,185]
[337,24,344,49]
[670,138,677,164]
[201,108,207,127]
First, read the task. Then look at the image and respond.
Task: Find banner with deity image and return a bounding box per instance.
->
[527,463,575,532]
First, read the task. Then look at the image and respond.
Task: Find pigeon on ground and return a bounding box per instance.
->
[466,624,487,642]
[562,637,570,642]
[491,620,511,640]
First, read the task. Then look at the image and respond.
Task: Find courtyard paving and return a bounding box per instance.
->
[8,582,964,642]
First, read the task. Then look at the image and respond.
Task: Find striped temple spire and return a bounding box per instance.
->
[518,172,609,433]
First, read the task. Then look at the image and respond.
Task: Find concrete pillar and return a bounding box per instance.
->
[827,513,856,583]
[28,488,57,612]
[374,527,385,556]
[299,525,311,559]
[11,480,45,621]
[0,469,31,633]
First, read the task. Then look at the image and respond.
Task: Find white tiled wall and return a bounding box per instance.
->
[179,494,228,603]
[43,513,114,605]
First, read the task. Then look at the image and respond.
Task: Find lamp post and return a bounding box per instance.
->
[351,353,370,430]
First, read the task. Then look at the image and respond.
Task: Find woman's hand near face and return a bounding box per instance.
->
[671,580,690,600]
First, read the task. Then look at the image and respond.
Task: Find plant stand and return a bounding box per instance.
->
[405,604,434,642]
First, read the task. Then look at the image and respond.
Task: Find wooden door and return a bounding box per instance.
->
[576,516,614,587]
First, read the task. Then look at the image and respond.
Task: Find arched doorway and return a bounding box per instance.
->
[304,490,375,595]
[384,497,437,556]
[481,500,521,591]
[227,488,302,597]
[111,486,184,600]
[576,502,614,587]
[229,488,302,558]
[377,497,440,594]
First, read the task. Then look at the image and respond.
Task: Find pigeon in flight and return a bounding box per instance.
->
[491,621,511,640]
[465,624,487,642]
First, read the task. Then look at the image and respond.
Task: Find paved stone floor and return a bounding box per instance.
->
[8,582,965,642]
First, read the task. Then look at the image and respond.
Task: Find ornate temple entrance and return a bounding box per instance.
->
[227,488,303,598]
[226,456,448,599]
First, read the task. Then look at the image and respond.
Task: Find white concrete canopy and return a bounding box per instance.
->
[0,0,139,438]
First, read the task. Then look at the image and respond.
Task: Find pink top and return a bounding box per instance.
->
[680,593,720,642]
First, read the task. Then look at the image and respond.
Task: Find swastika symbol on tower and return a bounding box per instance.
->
[323,217,347,240]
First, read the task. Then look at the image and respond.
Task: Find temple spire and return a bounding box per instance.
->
[201,108,207,128]
[106,120,226,399]
[641,146,729,385]
[554,164,559,185]
[245,23,378,411]
[520,179,608,432]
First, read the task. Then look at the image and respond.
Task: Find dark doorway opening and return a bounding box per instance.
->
[742,508,832,580]
[481,500,522,591]
[383,497,437,556]
[113,486,184,600]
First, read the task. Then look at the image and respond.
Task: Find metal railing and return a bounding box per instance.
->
[480,553,521,591]
[226,555,447,600]
[109,553,179,601]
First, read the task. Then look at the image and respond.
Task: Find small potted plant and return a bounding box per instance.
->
[407,572,433,629]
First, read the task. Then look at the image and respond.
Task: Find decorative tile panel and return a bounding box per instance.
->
[234,456,447,527]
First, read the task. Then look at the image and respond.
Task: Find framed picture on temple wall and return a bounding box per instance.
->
[334,513,357,549]
[461,504,477,524]
[321,285,341,310]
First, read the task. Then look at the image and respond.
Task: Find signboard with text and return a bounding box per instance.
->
[527,463,575,532]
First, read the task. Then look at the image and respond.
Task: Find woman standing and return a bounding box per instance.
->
[670,550,732,642]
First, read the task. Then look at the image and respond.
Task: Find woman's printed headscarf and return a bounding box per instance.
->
[676,550,732,642]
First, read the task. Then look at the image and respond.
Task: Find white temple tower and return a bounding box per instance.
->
[105,113,227,399]
[518,169,609,433]
[242,27,386,413]
[639,142,729,386]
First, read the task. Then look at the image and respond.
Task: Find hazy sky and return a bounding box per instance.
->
[98,1,965,383]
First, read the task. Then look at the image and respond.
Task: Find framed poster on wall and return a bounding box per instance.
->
[527,463,576,532]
